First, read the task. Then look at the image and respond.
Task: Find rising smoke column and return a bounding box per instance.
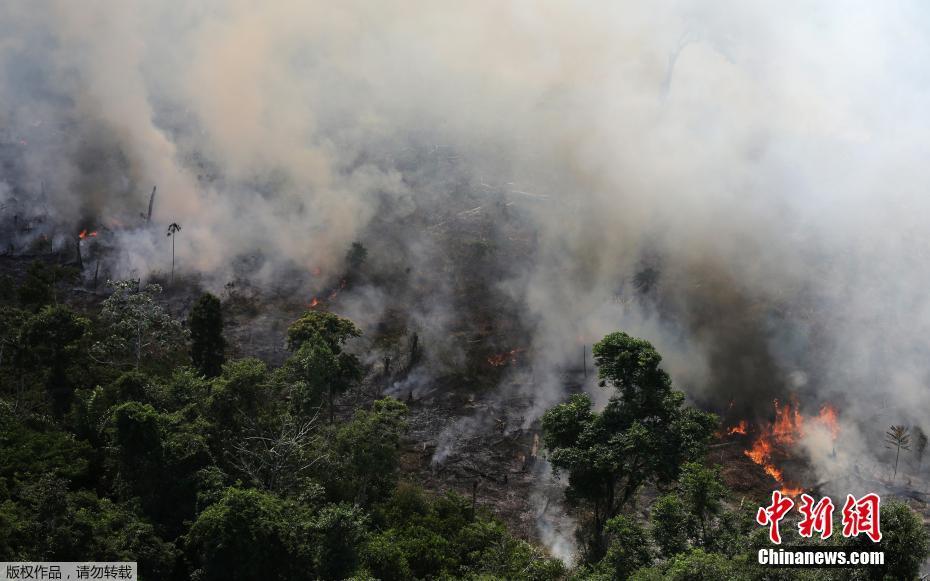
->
[3,0,930,549]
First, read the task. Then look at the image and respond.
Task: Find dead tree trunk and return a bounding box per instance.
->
[147,186,157,223]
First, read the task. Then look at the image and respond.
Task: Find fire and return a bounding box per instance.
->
[308,279,347,309]
[813,404,839,439]
[488,348,523,367]
[771,399,803,445]
[727,420,748,435]
[328,279,347,300]
[740,399,840,497]
[78,229,98,240]
[745,436,772,466]
[779,484,805,497]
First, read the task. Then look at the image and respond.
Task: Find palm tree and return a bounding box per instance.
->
[885,425,911,481]
[166,222,181,284]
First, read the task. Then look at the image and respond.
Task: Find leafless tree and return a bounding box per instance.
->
[229,409,326,496]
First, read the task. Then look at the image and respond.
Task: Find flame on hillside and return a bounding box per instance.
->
[729,400,840,497]
[727,420,747,435]
[488,348,524,367]
[308,277,347,309]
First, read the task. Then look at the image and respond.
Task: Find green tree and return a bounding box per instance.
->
[362,533,412,581]
[185,487,311,581]
[310,503,368,579]
[0,402,91,484]
[0,476,176,577]
[105,402,165,502]
[0,274,15,303]
[206,358,278,458]
[323,398,407,505]
[102,399,213,533]
[16,261,77,311]
[92,280,187,370]
[541,332,717,559]
[599,515,653,580]
[650,494,689,558]
[632,548,744,581]
[189,293,226,378]
[284,310,362,422]
[0,306,27,371]
[845,499,929,581]
[679,462,726,546]
[19,305,90,414]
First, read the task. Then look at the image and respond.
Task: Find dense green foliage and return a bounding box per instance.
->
[188,293,225,378]
[284,309,363,421]
[2,265,928,580]
[543,332,930,580]
[542,331,718,559]
[0,266,564,579]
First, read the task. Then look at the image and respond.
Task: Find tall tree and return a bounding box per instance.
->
[542,331,717,560]
[166,222,181,284]
[885,425,911,481]
[189,293,226,378]
[323,398,408,506]
[284,310,362,422]
[650,494,689,558]
[92,280,187,370]
[678,462,726,546]
[185,487,312,581]
[20,305,90,414]
[17,261,77,311]
[844,499,929,580]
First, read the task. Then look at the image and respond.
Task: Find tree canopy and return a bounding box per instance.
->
[542,331,717,559]
[188,293,225,378]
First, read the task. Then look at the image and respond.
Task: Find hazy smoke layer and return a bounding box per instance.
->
[3,0,930,541]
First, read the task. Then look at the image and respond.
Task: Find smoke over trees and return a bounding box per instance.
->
[3,0,930,573]
[542,332,717,559]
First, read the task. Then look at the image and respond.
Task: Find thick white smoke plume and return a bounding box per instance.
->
[4,0,930,556]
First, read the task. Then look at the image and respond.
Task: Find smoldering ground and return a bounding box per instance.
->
[3,0,930,558]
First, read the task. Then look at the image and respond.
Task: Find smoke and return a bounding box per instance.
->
[4,0,930,557]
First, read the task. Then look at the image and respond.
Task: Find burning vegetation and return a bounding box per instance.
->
[487,348,524,367]
[727,400,840,497]
[4,2,930,577]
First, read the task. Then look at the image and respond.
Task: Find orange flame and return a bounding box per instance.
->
[813,404,839,439]
[779,484,805,497]
[771,399,803,445]
[745,436,772,466]
[727,420,748,435]
[78,229,98,240]
[741,399,840,498]
[309,297,321,308]
[328,279,347,300]
[488,348,523,367]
